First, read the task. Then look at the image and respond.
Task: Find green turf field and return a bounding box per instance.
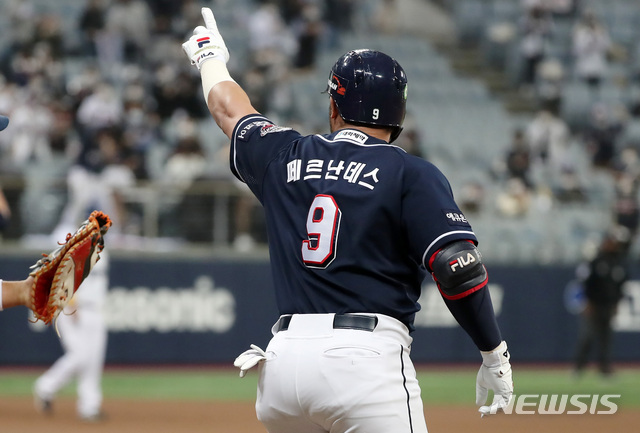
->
[0,366,638,407]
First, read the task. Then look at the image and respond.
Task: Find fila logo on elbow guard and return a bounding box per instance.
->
[449,252,476,272]
[430,241,486,299]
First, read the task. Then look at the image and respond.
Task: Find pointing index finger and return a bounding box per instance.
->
[201,7,219,32]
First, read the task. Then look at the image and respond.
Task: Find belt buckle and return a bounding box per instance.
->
[333,314,378,332]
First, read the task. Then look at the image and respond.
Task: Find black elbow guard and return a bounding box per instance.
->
[430,241,488,299]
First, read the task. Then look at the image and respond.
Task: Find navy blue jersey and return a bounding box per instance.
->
[231,114,477,329]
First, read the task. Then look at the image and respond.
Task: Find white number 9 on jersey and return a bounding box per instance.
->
[301,194,341,269]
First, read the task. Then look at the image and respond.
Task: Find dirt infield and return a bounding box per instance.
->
[0,397,637,432]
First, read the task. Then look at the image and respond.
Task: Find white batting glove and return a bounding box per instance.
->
[182,7,230,69]
[476,341,513,417]
[233,344,267,378]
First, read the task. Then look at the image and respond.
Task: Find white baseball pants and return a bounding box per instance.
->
[255,313,428,433]
[34,305,107,418]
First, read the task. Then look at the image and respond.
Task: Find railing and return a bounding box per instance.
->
[0,176,262,250]
[120,179,246,245]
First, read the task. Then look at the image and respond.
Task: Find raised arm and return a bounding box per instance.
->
[182,7,258,139]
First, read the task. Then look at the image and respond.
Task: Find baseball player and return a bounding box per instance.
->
[34,250,110,422]
[0,114,33,312]
[183,8,513,432]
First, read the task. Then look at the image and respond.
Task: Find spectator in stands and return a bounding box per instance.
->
[535,58,564,115]
[164,136,207,189]
[76,83,123,168]
[574,227,629,378]
[160,135,208,239]
[5,0,36,50]
[496,177,532,218]
[78,0,106,57]
[245,1,297,118]
[145,0,183,36]
[554,167,587,204]
[119,77,159,180]
[240,66,270,115]
[65,63,103,108]
[572,10,611,95]
[291,3,325,71]
[372,0,399,35]
[517,3,554,93]
[5,33,65,92]
[583,104,624,170]
[247,1,297,62]
[458,181,485,215]
[267,67,296,121]
[543,0,578,20]
[152,64,207,121]
[616,146,640,178]
[324,0,356,48]
[33,14,65,60]
[76,83,122,134]
[505,128,534,189]
[176,0,206,36]
[48,101,81,163]
[54,128,135,240]
[525,109,571,181]
[2,90,55,169]
[104,0,154,64]
[612,172,640,240]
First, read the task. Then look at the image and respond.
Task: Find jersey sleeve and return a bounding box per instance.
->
[230,114,302,199]
[401,157,477,269]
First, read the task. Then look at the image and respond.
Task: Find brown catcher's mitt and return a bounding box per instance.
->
[29,210,112,324]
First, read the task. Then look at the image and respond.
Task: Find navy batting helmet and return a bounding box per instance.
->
[326,49,408,142]
[0,115,8,131]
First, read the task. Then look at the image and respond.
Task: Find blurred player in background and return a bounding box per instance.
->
[574,227,629,378]
[0,114,35,312]
[33,249,109,422]
[183,8,513,432]
[0,113,109,419]
[0,113,110,341]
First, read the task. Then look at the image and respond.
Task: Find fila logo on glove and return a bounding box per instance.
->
[449,253,476,272]
[197,37,211,48]
[197,52,216,63]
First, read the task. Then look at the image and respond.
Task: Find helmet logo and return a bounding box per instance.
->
[335,75,346,95]
[328,74,347,96]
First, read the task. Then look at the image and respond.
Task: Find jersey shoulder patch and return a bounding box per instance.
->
[442,209,471,227]
[260,124,292,136]
[235,118,272,142]
[234,115,296,142]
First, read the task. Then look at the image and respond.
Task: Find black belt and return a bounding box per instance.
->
[276,314,378,332]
